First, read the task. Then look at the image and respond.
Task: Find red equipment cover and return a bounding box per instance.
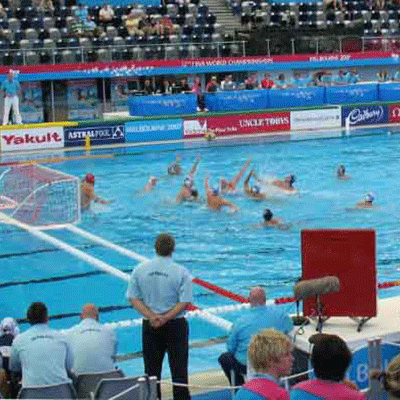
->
[301,229,376,318]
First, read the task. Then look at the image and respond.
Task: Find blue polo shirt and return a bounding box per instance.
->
[127,255,193,318]
[345,72,359,84]
[66,318,117,374]
[1,79,20,96]
[227,305,293,365]
[10,324,73,388]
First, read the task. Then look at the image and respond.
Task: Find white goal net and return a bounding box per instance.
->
[0,164,80,228]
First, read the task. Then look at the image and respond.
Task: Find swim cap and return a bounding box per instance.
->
[149,176,157,183]
[365,193,374,203]
[263,208,273,221]
[184,177,194,188]
[85,173,95,184]
[251,185,260,194]
[289,174,296,185]
[212,187,219,195]
[0,317,19,337]
[191,188,198,197]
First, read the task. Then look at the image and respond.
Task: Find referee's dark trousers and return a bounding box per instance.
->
[142,318,190,400]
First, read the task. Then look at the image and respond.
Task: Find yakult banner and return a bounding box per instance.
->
[1,126,64,152]
[342,105,389,126]
[291,108,342,131]
[183,112,290,139]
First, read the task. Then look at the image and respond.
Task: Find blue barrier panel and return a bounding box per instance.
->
[349,342,400,390]
[378,82,400,101]
[125,119,183,142]
[79,0,159,7]
[342,105,389,126]
[269,87,324,108]
[325,84,378,105]
[205,90,269,112]
[128,94,197,116]
[64,124,125,147]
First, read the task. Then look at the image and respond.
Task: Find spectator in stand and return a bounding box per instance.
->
[10,302,73,388]
[0,318,19,398]
[99,3,115,26]
[180,78,191,93]
[0,3,6,18]
[393,69,400,82]
[346,69,360,84]
[334,70,348,86]
[289,72,305,88]
[159,78,172,94]
[377,70,389,82]
[219,287,293,387]
[291,334,365,400]
[323,0,344,10]
[206,76,219,92]
[192,76,208,112]
[221,75,236,91]
[233,329,293,400]
[125,8,144,36]
[37,0,54,14]
[260,73,274,89]
[274,73,288,89]
[66,304,117,375]
[127,233,192,400]
[160,14,175,35]
[143,79,156,95]
[139,15,155,36]
[74,4,89,23]
[319,71,333,86]
[244,74,258,90]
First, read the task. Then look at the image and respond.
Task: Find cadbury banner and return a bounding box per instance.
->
[1,126,64,152]
[342,105,388,127]
[183,112,290,139]
[64,124,125,147]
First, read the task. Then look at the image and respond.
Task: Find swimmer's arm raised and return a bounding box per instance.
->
[189,155,201,177]
[231,156,252,187]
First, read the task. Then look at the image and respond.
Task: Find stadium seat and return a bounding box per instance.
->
[20,18,30,29]
[121,48,132,60]
[26,50,39,65]
[0,18,8,29]
[187,43,199,57]
[75,369,124,399]
[49,28,61,42]
[92,376,150,400]
[84,49,96,62]
[178,44,188,58]
[19,39,32,50]
[2,29,13,42]
[8,18,21,32]
[97,48,112,62]
[106,26,118,38]
[3,52,13,65]
[61,49,75,63]
[131,46,144,60]
[18,382,77,399]
[79,37,92,49]
[25,28,38,41]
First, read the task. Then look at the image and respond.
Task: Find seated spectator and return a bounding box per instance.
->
[221,75,236,91]
[345,69,360,84]
[393,69,400,82]
[260,73,274,89]
[139,15,156,36]
[323,0,343,10]
[206,76,219,92]
[0,3,6,18]
[319,71,333,86]
[377,70,389,82]
[291,334,365,400]
[274,73,288,89]
[289,72,306,88]
[143,79,156,95]
[160,14,175,35]
[334,70,348,86]
[219,287,293,387]
[74,4,89,23]
[99,3,115,26]
[159,78,172,94]
[370,352,400,399]
[233,329,293,400]
[125,8,144,36]
[244,74,257,90]
[0,318,19,398]
[10,302,73,388]
[180,78,191,93]
[66,304,117,374]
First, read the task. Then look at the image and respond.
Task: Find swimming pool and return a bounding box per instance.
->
[2,128,400,375]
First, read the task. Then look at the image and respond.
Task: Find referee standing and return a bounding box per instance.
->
[127,233,192,400]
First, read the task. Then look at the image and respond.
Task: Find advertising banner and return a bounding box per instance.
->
[326,84,378,105]
[205,90,270,112]
[125,119,182,143]
[67,80,100,121]
[269,87,324,108]
[378,82,400,102]
[1,126,64,152]
[290,107,341,131]
[20,82,44,123]
[64,124,125,147]
[389,104,400,123]
[111,78,129,112]
[128,94,197,116]
[183,112,290,139]
[342,105,388,126]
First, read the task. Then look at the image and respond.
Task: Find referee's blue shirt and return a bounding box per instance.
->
[1,79,20,96]
[10,323,73,387]
[127,255,193,318]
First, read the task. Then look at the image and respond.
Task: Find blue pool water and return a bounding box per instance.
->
[2,128,400,375]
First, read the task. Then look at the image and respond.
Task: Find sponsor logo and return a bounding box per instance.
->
[2,132,62,145]
[65,125,125,146]
[389,105,400,122]
[239,117,290,128]
[127,122,181,133]
[342,105,388,126]
[183,119,207,137]
[291,108,342,130]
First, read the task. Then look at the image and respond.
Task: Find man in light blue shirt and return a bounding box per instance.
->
[127,233,192,400]
[219,287,293,387]
[1,70,22,125]
[10,302,73,388]
[66,303,117,375]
